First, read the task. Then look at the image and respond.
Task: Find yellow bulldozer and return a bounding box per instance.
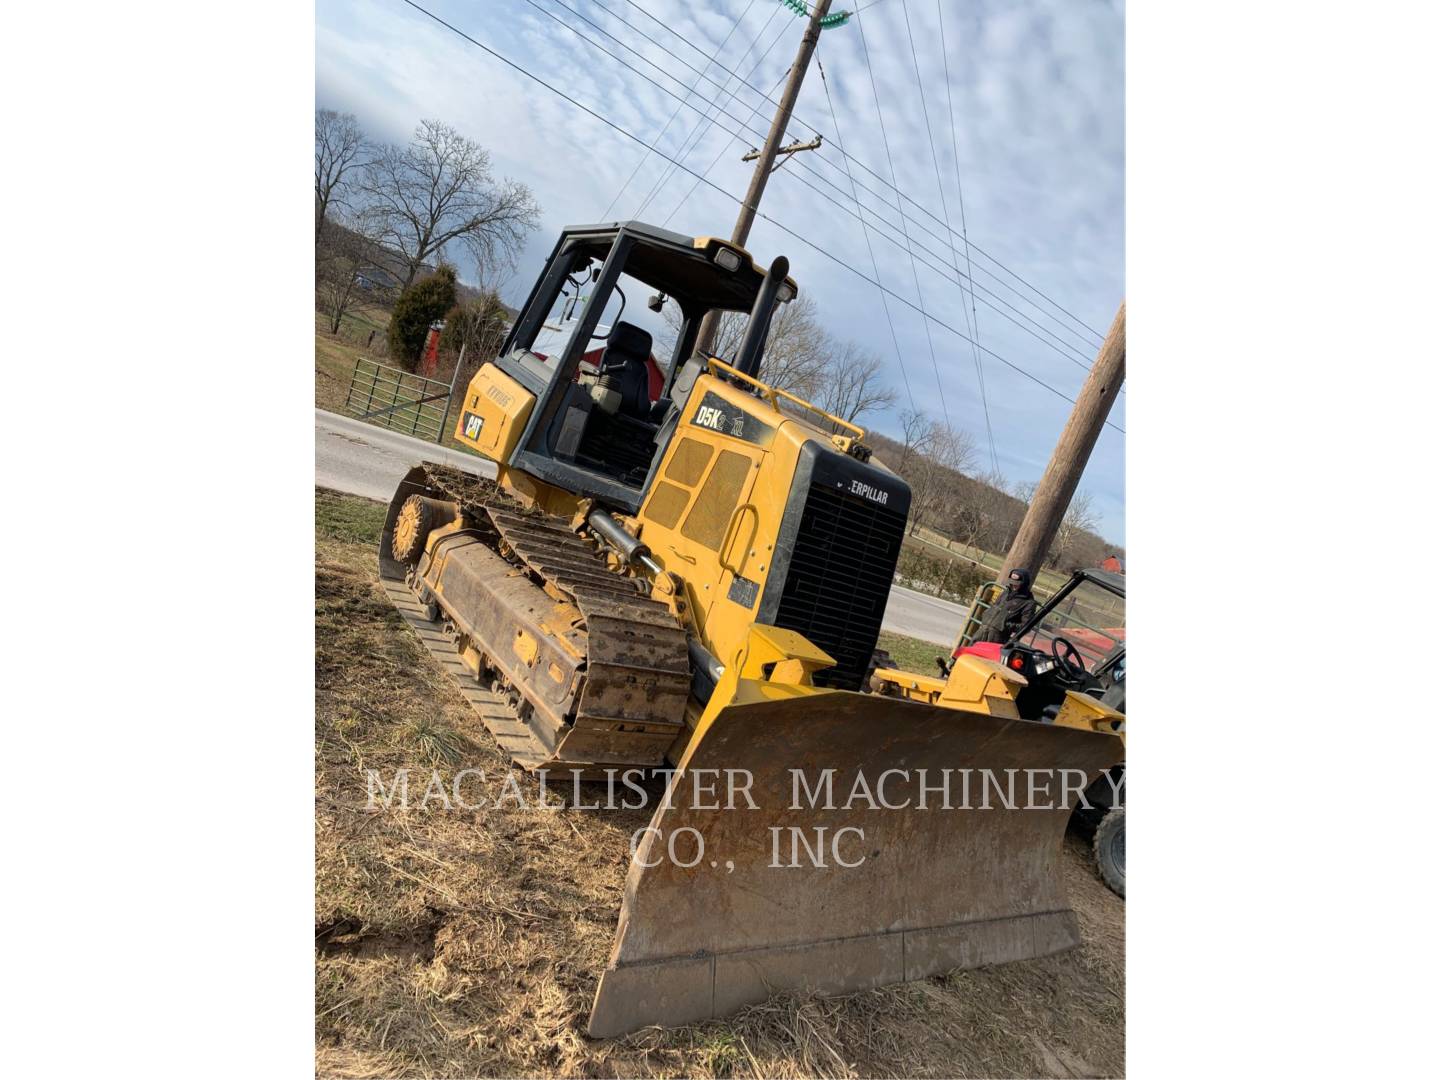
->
[377,221,1124,1036]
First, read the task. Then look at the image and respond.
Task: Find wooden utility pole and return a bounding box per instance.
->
[694,0,832,358]
[1000,301,1126,581]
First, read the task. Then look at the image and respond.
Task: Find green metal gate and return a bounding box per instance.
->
[343,357,453,443]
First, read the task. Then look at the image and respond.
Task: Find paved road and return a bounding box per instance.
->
[315,409,965,644]
[879,587,969,647]
[315,408,496,501]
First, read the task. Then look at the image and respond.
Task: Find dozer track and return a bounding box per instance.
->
[379,463,691,775]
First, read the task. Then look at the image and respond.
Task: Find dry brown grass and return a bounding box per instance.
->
[315,489,1125,1079]
[316,307,390,414]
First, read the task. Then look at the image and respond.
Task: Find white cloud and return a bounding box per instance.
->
[316,0,1125,542]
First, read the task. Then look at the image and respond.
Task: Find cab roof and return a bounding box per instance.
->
[560,221,798,313]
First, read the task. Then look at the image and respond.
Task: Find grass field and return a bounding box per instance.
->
[315,307,390,415]
[315,488,1125,1079]
[876,630,950,676]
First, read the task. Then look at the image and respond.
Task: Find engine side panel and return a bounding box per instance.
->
[453,362,535,463]
[634,374,792,670]
[634,372,910,686]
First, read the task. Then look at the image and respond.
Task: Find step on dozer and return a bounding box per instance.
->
[374,221,1125,1035]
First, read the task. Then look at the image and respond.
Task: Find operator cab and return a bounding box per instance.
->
[490,222,797,513]
[995,568,1127,721]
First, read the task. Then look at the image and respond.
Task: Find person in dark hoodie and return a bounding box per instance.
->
[977,567,1040,644]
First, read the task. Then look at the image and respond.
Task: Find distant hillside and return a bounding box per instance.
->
[320,221,519,318]
[867,429,1122,574]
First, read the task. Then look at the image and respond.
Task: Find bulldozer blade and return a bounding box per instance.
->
[588,688,1122,1037]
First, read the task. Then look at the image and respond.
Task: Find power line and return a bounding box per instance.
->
[936,0,999,472]
[527,0,1103,372]
[851,3,951,434]
[816,51,915,413]
[593,0,776,116]
[615,0,1107,347]
[793,155,1107,366]
[598,0,759,221]
[662,64,791,227]
[617,0,790,105]
[642,21,790,221]
[783,108,1112,351]
[897,0,998,475]
[964,244,1106,347]
[633,5,787,218]
[393,0,1124,435]
[645,6,1103,369]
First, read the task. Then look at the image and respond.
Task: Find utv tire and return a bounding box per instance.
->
[1074,767,1125,833]
[1093,806,1126,898]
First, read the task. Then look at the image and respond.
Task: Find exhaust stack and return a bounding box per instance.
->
[735,255,789,379]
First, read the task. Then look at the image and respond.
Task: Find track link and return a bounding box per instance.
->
[379,463,692,774]
[380,575,549,769]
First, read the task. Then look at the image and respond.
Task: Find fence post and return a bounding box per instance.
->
[367,361,381,415]
[344,359,361,413]
[437,343,467,445]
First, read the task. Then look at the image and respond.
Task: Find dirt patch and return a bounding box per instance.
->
[317,914,443,964]
[314,489,1125,1079]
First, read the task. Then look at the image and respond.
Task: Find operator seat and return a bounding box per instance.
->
[599,321,654,420]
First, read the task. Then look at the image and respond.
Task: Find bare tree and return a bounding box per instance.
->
[316,245,363,335]
[904,420,977,534]
[953,468,1012,554]
[751,295,830,398]
[316,220,390,335]
[935,423,977,476]
[358,119,540,288]
[813,343,897,426]
[659,293,829,398]
[1050,489,1100,569]
[439,267,514,388]
[895,408,940,475]
[315,109,368,243]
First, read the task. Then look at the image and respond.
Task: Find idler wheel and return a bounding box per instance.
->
[391,495,457,563]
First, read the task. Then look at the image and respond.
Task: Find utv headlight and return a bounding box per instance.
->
[777,282,795,303]
[713,247,741,271]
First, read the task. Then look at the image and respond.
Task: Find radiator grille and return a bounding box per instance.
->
[772,481,907,691]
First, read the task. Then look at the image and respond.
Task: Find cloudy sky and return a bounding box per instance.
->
[317,0,1125,542]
